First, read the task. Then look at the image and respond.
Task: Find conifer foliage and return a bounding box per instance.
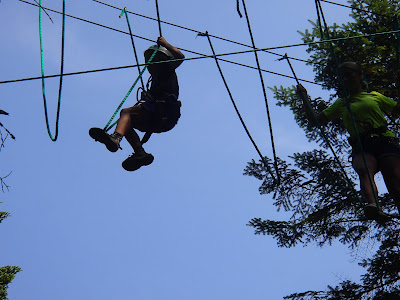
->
[245,1,400,298]
[0,113,20,300]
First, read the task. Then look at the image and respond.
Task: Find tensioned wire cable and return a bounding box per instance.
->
[200,32,277,184]
[91,0,310,65]
[315,0,379,209]
[321,0,387,17]
[237,0,280,185]
[4,23,400,86]
[39,0,65,141]
[13,0,322,87]
[10,1,400,84]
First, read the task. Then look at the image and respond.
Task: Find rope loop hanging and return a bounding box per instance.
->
[39,0,66,141]
[199,31,278,185]
[236,0,281,185]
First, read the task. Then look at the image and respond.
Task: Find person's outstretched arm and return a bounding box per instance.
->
[297,84,329,127]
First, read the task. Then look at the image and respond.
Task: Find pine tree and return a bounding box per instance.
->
[0,112,20,300]
[245,1,400,298]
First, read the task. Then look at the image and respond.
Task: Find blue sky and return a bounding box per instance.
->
[1,1,379,299]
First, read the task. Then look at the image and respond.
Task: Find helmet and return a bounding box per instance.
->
[144,45,174,61]
[339,61,362,72]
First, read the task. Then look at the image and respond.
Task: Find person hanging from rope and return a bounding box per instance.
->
[297,61,400,220]
[90,37,184,171]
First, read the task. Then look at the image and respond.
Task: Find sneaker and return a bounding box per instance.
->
[89,127,120,152]
[122,152,154,171]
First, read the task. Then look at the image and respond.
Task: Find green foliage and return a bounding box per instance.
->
[0,266,22,300]
[0,114,19,299]
[0,211,10,224]
[245,1,400,299]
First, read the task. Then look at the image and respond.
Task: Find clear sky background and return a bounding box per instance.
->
[0,0,382,299]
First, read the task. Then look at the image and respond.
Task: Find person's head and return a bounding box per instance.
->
[339,61,366,93]
[144,45,174,74]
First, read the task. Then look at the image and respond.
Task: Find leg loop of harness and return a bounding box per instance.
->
[140,95,181,144]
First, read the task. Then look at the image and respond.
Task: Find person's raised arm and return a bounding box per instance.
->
[157,37,185,69]
[297,84,329,127]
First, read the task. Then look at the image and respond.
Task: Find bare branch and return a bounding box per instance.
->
[0,171,11,192]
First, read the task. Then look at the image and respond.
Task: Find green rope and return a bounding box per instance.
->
[103,48,158,132]
[238,0,281,185]
[200,32,277,184]
[120,7,144,90]
[39,0,65,141]
[315,0,379,209]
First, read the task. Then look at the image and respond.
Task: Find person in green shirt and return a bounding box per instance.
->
[297,62,400,221]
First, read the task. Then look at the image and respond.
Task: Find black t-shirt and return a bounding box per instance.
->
[148,69,179,100]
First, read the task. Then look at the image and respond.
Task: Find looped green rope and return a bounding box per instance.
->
[39,0,66,141]
[103,48,158,132]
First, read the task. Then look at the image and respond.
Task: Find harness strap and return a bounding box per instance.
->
[141,131,152,144]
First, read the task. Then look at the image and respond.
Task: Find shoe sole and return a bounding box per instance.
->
[122,154,154,171]
[89,127,118,152]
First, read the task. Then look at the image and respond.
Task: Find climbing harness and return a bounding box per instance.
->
[39,0,66,141]
[93,0,166,143]
[102,48,158,132]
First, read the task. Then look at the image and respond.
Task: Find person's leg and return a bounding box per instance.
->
[114,105,151,152]
[352,153,390,222]
[379,156,400,214]
[116,105,155,171]
[124,129,145,155]
[352,153,379,205]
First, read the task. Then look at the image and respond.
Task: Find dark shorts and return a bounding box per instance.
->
[139,95,181,133]
[350,136,400,160]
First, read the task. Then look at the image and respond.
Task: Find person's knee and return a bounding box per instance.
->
[353,164,370,177]
[120,108,131,116]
